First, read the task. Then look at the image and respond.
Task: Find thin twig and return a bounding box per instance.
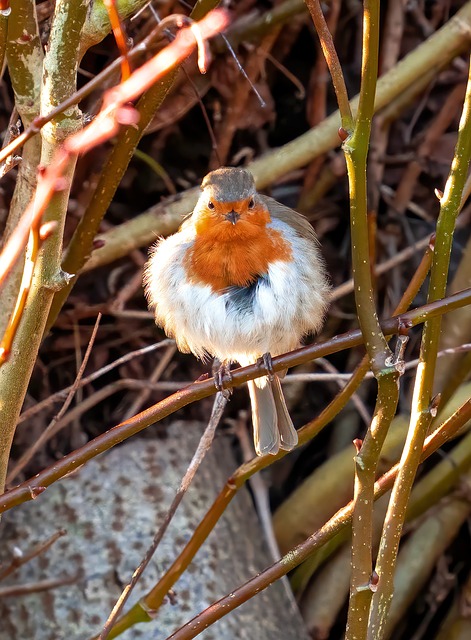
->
[209,31,276,168]
[316,357,371,426]
[98,393,227,640]
[0,574,77,598]
[305,0,353,131]
[0,225,40,366]
[103,0,131,80]
[122,343,177,420]
[0,529,66,581]
[7,314,102,483]
[17,340,174,426]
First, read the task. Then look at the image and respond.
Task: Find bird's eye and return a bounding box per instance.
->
[207,200,215,210]
[248,198,255,209]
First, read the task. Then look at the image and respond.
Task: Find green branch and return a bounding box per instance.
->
[334,3,403,637]
[369,51,471,640]
[0,0,90,494]
[44,0,221,333]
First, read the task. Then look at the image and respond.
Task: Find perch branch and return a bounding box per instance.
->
[2,288,470,514]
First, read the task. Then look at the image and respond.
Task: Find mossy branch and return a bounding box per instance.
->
[1,0,44,338]
[0,0,90,494]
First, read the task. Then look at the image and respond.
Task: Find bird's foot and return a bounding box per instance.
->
[257,352,275,381]
[213,359,233,399]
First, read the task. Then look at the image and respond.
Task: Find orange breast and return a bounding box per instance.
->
[185,224,293,291]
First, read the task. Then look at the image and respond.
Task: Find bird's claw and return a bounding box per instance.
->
[213,360,233,399]
[257,352,275,381]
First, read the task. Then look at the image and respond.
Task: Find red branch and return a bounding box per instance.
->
[0,9,229,289]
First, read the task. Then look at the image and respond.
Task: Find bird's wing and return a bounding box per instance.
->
[260,195,318,243]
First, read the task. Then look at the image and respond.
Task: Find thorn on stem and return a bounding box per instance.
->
[29,486,46,499]
[397,319,410,336]
[115,105,140,126]
[353,438,363,453]
[430,394,441,418]
[369,570,379,592]
[39,221,58,241]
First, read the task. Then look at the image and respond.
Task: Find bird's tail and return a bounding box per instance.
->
[247,375,298,456]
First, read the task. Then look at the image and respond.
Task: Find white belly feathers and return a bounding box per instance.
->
[144,217,328,363]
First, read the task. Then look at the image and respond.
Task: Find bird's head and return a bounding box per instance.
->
[192,167,271,240]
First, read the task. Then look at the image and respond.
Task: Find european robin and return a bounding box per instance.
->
[144,167,330,456]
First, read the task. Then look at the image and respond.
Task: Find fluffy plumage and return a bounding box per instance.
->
[144,167,330,456]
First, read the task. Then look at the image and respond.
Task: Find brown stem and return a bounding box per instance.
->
[2,287,471,514]
[162,398,471,640]
[305,0,353,131]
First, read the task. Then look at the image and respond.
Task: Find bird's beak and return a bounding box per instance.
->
[225,210,240,225]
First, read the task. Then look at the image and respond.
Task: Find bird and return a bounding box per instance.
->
[144,167,330,456]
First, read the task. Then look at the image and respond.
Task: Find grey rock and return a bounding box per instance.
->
[0,421,308,640]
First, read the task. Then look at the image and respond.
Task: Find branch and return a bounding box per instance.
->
[162,397,471,640]
[369,50,471,639]
[305,0,353,131]
[0,0,91,494]
[2,288,471,514]
[333,3,403,635]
